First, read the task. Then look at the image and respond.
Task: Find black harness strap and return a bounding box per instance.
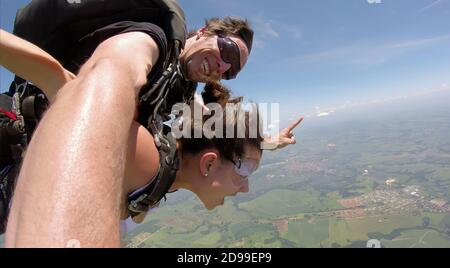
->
[125,59,197,222]
[127,52,197,221]
[127,121,179,219]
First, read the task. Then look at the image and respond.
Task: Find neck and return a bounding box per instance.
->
[170,153,198,193]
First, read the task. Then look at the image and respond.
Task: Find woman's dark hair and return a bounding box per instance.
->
[179,81,263,161]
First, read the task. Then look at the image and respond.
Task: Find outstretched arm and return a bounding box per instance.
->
[5,31,159,247]
[264,117,303,150]
[0,29,75,102]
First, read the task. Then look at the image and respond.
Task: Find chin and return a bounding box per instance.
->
[204,203,216,211]
[204,199,224,211]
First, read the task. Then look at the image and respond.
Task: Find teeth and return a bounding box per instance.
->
[203,60,210,75]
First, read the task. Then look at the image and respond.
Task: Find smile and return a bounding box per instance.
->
[202,59,210,76]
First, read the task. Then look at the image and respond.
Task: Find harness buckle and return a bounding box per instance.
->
[128,194,148,214]
[12,93,26,133]
[14,81,28,98]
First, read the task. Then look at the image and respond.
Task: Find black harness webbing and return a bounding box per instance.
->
[127,122,179,219]
[127,57,196,220]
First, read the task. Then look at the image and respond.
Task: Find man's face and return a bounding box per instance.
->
[181,30,249,83]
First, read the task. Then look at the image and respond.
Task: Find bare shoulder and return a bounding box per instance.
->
[85,31,160,83]
[96,32,159,64]
[125,122,160,192]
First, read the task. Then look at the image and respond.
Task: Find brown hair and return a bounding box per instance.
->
[179,81,263,161]
[188,17,254,54]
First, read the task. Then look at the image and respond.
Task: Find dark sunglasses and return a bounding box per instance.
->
[217,34,241,80]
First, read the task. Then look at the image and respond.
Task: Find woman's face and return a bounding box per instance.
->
[198,144,262,210]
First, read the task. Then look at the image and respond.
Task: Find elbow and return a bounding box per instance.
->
[40,61,74,102]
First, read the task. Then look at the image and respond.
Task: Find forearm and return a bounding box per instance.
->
[5,59,137,247]
[0,29,73,102]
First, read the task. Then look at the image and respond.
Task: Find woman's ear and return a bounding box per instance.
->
[199,152,218,177]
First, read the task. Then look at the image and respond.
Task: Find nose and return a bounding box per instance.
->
[216,59,231,77]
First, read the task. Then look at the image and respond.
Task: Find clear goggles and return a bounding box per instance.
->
[225,157,259,178]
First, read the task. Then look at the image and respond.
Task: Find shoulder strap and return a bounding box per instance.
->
[126,121,179,219]
[137,61,197,128]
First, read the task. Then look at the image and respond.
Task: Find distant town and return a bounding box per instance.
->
[335,180,450,220]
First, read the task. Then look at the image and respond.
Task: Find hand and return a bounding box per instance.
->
[193,92,209,112]
[264,117,303,150]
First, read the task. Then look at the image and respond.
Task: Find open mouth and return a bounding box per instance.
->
[202,59,210,76]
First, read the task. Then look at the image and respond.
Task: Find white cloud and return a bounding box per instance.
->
[251,14,279,46]
[316,112,330,117]
[391,35,450,49]
[257,20,279,39]
[314,106,333,117]
[309,86,450,117]
[291,82,450,121]
[287,34,450,67]
[271,21,302,40]
[250,13,302,50]
[418,0,444,14]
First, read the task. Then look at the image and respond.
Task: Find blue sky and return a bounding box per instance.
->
[1,0,450,119]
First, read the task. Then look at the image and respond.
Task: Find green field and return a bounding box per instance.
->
[382,230,450,248]
[278,213,450,248]
[238,189,342,219]
[281,218,330,247]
